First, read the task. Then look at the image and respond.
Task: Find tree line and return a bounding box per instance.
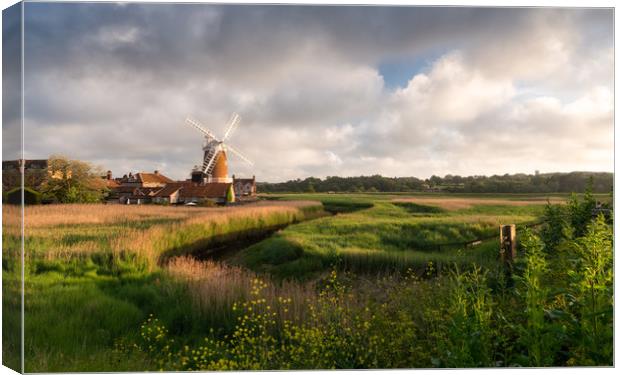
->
[258,172,613,194]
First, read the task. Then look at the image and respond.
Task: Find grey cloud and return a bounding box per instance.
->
[2,3,22,161]
[14,3,614,181]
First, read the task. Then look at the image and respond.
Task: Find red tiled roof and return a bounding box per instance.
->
[137,172,174,184]
[141,187,162,196]
[153,183,184,198]
[178,183,230,199]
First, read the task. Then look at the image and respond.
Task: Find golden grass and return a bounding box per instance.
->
[166,256,315,324]
[392,197,565,211]
[17,201,320,228]
[3,201,323,270]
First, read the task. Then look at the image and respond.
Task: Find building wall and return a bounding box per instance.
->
[234,182,256,196]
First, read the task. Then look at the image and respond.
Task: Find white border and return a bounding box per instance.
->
[0,1,616,375]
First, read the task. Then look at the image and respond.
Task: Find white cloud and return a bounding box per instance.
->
[393,52,514,123]
[16,5,613,181]
[94,25,143,48]
[325,151,343,166]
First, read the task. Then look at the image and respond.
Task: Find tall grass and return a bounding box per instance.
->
[4,192,610,370]
[237,200,542,279]
[124,193,611,370]
[393,197,565,211]
[132,227,613,370]
[7,201,323,269]
[2,201,324,372]
[166,257,315,329]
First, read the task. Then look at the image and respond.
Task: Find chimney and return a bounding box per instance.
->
[154,170,159,175]
[106,170,112,180]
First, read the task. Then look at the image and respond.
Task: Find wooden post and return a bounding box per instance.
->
[499,224,516,264]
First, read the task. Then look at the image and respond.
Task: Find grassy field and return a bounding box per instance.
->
[2,201,324,371]
[2,191,613,370]
[239,193,555,279]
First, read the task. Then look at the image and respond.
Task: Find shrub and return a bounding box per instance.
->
[565,215,613,365]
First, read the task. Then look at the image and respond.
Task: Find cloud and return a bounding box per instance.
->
[11,3,613,181]
[93,25,143,48]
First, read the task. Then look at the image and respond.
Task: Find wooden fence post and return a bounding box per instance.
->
[499,224,516,264]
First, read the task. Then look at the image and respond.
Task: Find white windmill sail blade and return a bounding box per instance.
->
[225,144,254,166]
[222,112,241,141]
[202,148,220,174]
[186,117,219,141]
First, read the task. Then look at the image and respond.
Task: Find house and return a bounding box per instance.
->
[110,186,140,204]
[152,183,184,204]
[117,187,161,205]
[151,182,231,205]
[118,170,174,188]
[102,170,120,189]
[137,170,175,188]
[232,175,257,199]
[109,170,175,204]
[118,172,141,187]
[178,183,231,204]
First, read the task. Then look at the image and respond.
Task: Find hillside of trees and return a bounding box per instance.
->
[258,172,613,194]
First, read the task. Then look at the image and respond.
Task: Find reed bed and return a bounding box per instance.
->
[166,256,315,326]
[392,197,565,210]
[3,201,322,266]
[18,200,320,228]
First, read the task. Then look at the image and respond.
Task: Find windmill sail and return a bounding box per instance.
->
[185,113,253,182]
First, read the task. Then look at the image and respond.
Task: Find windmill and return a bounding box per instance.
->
[185,113,254,184]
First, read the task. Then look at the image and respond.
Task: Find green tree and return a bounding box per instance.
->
[40,155,108,203]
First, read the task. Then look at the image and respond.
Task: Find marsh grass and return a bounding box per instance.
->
[236,200,543,279]
[393,197,566,211]
[3,192,609,371]
[2,201,323,371]
[166,257,315,330]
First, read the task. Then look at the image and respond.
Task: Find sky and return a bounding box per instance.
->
[2,2,614,182]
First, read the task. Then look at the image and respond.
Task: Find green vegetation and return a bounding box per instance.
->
[6,186,42,205]
[127,192,612,370]
[2,202,323,371]
[40,155,109,203]
[2,191,613,371]
[258,171,613,194]
[236,195,546,279]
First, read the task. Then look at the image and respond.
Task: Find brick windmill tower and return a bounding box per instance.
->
[185,113,253,184]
